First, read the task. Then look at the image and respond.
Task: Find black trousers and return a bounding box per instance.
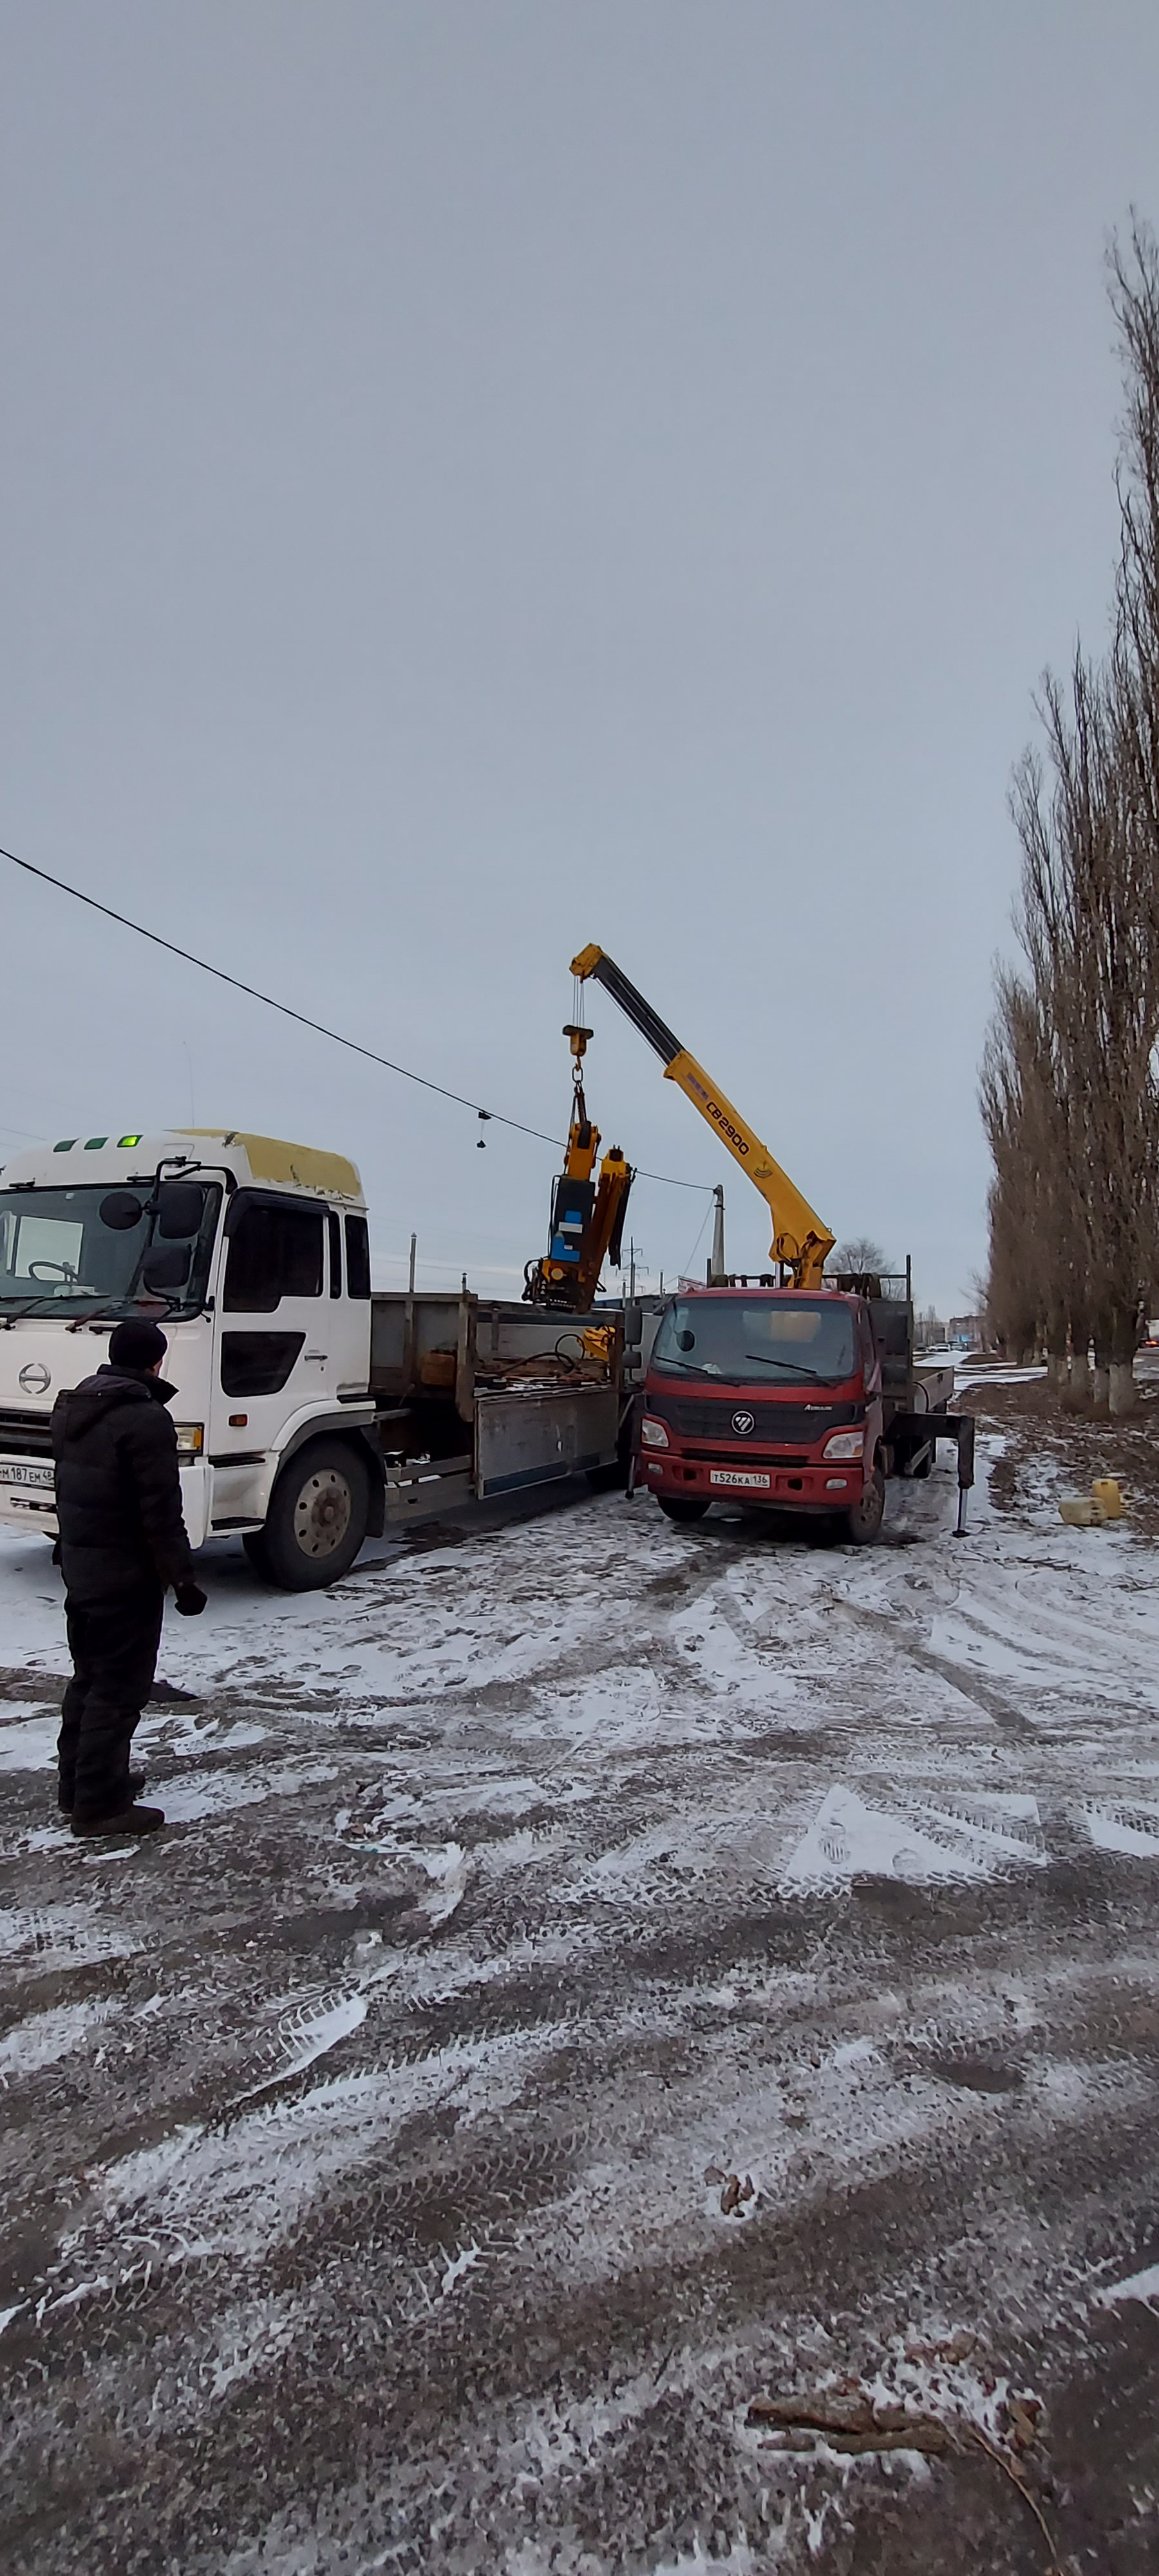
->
[58,1583,164,1821]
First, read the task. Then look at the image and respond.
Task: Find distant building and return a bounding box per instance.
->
[948,1314,985,1350]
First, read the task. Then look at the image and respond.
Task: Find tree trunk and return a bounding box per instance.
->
[1089,1325,1113,1409]
[1109,1359,1138,1414]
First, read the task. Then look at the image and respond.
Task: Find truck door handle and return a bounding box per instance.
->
[305,1349,327,1361]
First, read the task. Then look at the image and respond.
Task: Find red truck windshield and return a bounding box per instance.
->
[651,1296,858,1386]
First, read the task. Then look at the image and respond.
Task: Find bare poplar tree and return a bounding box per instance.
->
[981,216,1159,1414]
[979,956,1081,1371]
[1109,213,1159,833]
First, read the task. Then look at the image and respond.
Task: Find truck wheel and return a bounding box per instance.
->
[842,1469,885,1546]
[657,1495,710,1524]
[244,1440,370,1589]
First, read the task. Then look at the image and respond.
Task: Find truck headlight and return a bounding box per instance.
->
[641,1416,670,1449]
[822,1428,863,1461]
[175,1423,205,1459]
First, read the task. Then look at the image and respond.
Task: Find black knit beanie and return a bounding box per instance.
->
[108,1318,169,1372]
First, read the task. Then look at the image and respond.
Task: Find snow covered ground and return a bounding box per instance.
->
[2,1410,1158,2572]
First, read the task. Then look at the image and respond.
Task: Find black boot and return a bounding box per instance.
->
[71,1803,165,1838]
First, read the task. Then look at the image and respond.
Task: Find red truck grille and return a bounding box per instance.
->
[650,1396,862,1446]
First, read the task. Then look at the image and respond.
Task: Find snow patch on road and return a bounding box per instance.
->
[158,1757,339,1823]
[0,1902,137,1971]
[240,1989,369,2099]
[781,1784,1043,1888]
[0,1711,56,1770]
[87,2023,574,2268]
[0,1996,121,2079]
[1098,2261,1159,2309]
[1083,1798,1159,1855]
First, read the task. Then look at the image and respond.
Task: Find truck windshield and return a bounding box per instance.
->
[651,1296,858,1385]
[0,1183,221,1321]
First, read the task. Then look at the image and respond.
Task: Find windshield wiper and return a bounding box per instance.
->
[0,1295,85,1327]
[2,1289,189,1330]
[739,1353,822,1381]
[0,1291,144,1328]
[653,1355,724,1378]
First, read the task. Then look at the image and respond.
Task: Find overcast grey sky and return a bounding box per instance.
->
[4,3,1158,1307]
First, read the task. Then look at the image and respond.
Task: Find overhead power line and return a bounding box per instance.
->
[1,842,711,1191]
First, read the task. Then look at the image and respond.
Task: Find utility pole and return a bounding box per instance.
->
[708,1184,726,1284]
[403,1232,418,1397]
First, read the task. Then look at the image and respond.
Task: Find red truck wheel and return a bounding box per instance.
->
[657,1495,710,1524]
[842,1469,884,1545]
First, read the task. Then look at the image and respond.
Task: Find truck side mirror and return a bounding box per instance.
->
[156,1180,205,1239]
[100,1190,144,1232]
[142,1244,192,1291]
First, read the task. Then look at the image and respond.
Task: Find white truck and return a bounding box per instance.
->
[0,1129,645,1587]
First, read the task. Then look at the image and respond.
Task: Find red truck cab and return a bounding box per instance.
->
[637,1285,889,1543]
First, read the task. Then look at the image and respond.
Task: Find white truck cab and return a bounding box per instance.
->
[0,1129,375,1583]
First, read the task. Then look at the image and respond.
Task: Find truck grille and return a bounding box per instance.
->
[650,1396,862,1448]
[0,1408,53,1457]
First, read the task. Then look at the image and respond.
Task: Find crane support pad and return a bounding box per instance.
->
[890,1410,975,1488]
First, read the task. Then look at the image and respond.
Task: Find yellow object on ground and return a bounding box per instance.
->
[1059,1479,1127,1526]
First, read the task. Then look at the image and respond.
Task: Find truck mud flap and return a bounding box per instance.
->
[475,1387,619,1498]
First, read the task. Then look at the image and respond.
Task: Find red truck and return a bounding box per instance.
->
[568,945,974,1544]
[634,1276,974,1543]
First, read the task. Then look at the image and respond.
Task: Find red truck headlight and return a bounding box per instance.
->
[641,1416,670,1449]
[822,1428,863,1462]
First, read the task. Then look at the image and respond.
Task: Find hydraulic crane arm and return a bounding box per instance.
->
[570,944,836,1289]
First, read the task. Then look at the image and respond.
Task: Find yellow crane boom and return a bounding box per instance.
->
[570,944,836,1289]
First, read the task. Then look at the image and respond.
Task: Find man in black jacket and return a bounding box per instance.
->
[52,1318,206,1837]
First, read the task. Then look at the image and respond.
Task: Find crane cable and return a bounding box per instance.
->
[1,841,711,1192]
[681,1195,715,1281]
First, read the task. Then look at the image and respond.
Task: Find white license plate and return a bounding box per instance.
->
[710,1468,772,1490]
[0,1460,54,1491]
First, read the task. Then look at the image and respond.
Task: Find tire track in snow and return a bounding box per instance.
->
[835,1598,1035,1734]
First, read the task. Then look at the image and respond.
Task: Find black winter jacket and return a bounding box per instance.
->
[51,1365,196,1603]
